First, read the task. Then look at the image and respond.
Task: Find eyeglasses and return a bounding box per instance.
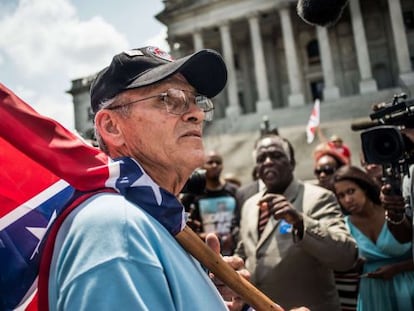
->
[314,166,336,176]
[105,88,215,121]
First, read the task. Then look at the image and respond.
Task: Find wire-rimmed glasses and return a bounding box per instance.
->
[105,88,215,121]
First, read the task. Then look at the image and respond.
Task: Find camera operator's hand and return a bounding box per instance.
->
[380,183,406,213]
[380,183,412,243]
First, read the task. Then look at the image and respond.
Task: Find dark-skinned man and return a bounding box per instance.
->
[235,134,358,311]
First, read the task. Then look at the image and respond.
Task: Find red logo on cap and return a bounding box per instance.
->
[147,46,173,62]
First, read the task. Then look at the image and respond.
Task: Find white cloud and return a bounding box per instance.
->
[12,85,37,103]
[0,0,132,130]
[33,93,75,129]
[0,0,129,79]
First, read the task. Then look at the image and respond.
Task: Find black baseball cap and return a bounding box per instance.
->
[90,46,227,113]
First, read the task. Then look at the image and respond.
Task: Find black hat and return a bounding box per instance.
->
[90,46,227,113]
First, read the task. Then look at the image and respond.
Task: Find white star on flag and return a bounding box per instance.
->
[306,99,320,144]
[27,209,58,260]
[132,173,162,205]
[105,158,163,205]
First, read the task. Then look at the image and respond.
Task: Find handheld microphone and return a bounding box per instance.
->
[297,0,349,27]
[350,119,380,131]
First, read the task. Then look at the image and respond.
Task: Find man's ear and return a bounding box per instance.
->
[94,110,125,148]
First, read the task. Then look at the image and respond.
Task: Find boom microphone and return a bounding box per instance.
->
[297,0,349,27]
[350,119,380,131]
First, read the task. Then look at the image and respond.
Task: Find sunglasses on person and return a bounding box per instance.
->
[105,88,215,121]
[314,166,336,176]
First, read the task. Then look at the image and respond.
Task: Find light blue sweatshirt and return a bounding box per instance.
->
[48,193,227,311]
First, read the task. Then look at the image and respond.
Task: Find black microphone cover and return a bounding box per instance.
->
[350,119,380,131]
[297,0,349,27]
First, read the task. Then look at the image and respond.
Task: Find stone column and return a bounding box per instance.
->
[219,22,241,116]
[248,13,273,113]
[279,7,305,106]
[349,0,377,93]
[192,29,204,51]
[387,0,414,86]
[316,26,340,100]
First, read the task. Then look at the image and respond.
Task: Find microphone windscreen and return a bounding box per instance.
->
[297,0,349,27]
[350,119,380,131]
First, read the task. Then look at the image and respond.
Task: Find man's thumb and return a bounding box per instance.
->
[205,233,221,255]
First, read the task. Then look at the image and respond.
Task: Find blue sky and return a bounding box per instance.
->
[0,0,167,129]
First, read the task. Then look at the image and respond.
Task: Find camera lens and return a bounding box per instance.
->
[361,126,405,164]
[372,133,397,156]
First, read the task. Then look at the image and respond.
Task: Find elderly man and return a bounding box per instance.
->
[46,46,236,310]
[235,134,358,311]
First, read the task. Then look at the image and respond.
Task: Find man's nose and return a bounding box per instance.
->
[182,102,205,123]
[263,156,275,165]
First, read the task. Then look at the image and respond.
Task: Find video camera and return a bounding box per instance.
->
[351,93,414,194]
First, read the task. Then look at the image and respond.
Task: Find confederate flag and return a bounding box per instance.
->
[0,84,185,310]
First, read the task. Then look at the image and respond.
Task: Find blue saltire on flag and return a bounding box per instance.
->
[0,84,185,310]
[113,157,185,236]
[0,180,75,310]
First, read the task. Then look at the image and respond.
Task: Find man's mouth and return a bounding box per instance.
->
[262,169,278,180]
[181,130,202,138]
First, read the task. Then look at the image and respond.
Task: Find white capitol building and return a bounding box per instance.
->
[68,0,414,182]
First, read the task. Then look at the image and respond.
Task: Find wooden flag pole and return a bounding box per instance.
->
[175,225,285,311]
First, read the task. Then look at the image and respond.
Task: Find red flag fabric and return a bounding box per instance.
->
[0,83,111,309]
[0,84,186,310]
[0,84,111,190]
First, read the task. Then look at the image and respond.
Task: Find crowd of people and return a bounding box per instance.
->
[180,125,414,310]
[10,45,413,311]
